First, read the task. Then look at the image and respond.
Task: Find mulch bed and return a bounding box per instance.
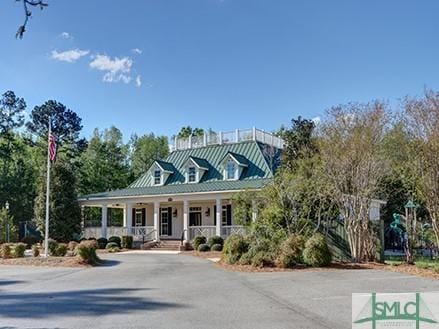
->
[0,256,90,267]
[184,251,439,279]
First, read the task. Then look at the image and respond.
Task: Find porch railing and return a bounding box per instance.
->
[83,226,155,241]
[221,225,247,238]
[188,226,216,240]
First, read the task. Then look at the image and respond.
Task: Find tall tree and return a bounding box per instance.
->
[34,159,81,241]
[78,126,130,195]
[319,101,389,262]
[279,116,317,172]
[130,133,168,178]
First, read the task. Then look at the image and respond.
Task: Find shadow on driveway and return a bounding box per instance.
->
[0,288,183,319]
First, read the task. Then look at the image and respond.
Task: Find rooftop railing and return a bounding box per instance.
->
[169,127,284,152]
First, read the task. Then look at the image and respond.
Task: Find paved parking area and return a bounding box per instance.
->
[0,253,438,329]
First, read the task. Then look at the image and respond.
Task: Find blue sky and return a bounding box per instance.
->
[1,1,439,140]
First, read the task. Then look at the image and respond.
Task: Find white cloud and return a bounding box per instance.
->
[51,49,89,63]
[131,48,142,54]
[312,116,321,125]
[60,32,73,39]
[89,54,133,83]
[135,75,142,87]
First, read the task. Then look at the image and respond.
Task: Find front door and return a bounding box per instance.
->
[160,207,172,237]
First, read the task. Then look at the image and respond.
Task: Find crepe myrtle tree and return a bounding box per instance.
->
[319,101,389,262]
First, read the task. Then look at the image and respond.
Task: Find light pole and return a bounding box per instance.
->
[5,201,9,243]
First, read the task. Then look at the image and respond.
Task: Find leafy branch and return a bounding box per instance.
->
[15,0,48,39]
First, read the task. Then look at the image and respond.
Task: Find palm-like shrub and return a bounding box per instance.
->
[303,234,332,267]
[32,244,40,257]
[75,240,100,265]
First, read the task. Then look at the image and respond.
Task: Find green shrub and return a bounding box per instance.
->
[106,242,119,250]
[193,236,206,250]
[32,244,40,257]
[303,234,332,267]
[238,238,270,265]
[211,243,223,252]
[108,246,120,253]
[223,234,249,264]
[54,243,68,257]
[68,241,78,251]
[48,239,58,256]
[121,235,133,249]
[207,235,224,248]
[108,236,121,247]
[12,243,27,258]
[278,234,305,268]
[198,243,210,252]
[251,251,275,268]
[96,237,108,249]
[21,236,40,248]
[75,240,100,265]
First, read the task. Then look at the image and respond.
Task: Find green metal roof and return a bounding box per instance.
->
[79,140,277,200]
[189,156,209,170]
[223,152,249,167]
[154,159,175,173]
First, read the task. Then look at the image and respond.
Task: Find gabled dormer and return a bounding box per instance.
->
[150,160,175,186]
[184,156,209,183]
[220,152,248,181]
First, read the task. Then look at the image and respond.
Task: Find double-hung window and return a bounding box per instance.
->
[188,166,196,183]
[154,170,161,185]
[225,160,236,180]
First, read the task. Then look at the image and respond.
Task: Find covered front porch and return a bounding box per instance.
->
[80,194,251,243]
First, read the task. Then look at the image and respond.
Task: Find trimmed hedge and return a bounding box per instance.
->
[12,243,27,258]
[75,240,100,264]
[108,236,121,247]
[207,235,224,248]
[278,234,305,268]
[223,234,249,264]
[197,243,210,252]
[32,244,40,257]
[193,236,206,250]
[106,242,119,250]
[97,237,108,249]
[303,234,332,267]
[210,243,223,252]
[121,235,133,249]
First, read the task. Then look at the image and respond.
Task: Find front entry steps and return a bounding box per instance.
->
[143,239,182,251]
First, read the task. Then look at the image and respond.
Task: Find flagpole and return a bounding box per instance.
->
[44,120,51,257]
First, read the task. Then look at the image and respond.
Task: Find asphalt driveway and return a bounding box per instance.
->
[0,252,438,329]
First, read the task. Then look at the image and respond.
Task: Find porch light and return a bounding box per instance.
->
[173,208,177,218]
[205,207,210,217]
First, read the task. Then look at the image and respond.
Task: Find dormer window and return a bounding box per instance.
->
[154,169,161,185]
[184,156,209,184]
[221,152,248,181]
[225,160,236,180]
[188,166,197,182]
[150,160,175,186]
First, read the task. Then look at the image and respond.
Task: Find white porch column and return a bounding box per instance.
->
[216,197,222,236]
[101,204,108,238]
[183,199,189,241]
[154,201,160,241]
[251,200,257,222]
[123,203,133,235]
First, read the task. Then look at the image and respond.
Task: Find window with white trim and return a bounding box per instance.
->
[225,159,236,180]
[188,166,196,183]
[135,209,143,227]
[189,207,202,226]
[153,169,161,185]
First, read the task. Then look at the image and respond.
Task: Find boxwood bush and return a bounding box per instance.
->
[54,243,68,257]
[223,234,249,264]
[207,235,224,248]
[193,236,206,250]
[121,235,133,249]
[303,233,332,267]
[48,239,58,256]
[96,237,108,249]
[75,240,100,264]
[108,236,121,247]
[106,242,119,249]
[12,243,27,258]
[197,243,210,252]
[210,243,223,252]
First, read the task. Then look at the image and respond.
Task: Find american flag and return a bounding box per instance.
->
[48,133,56,161]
